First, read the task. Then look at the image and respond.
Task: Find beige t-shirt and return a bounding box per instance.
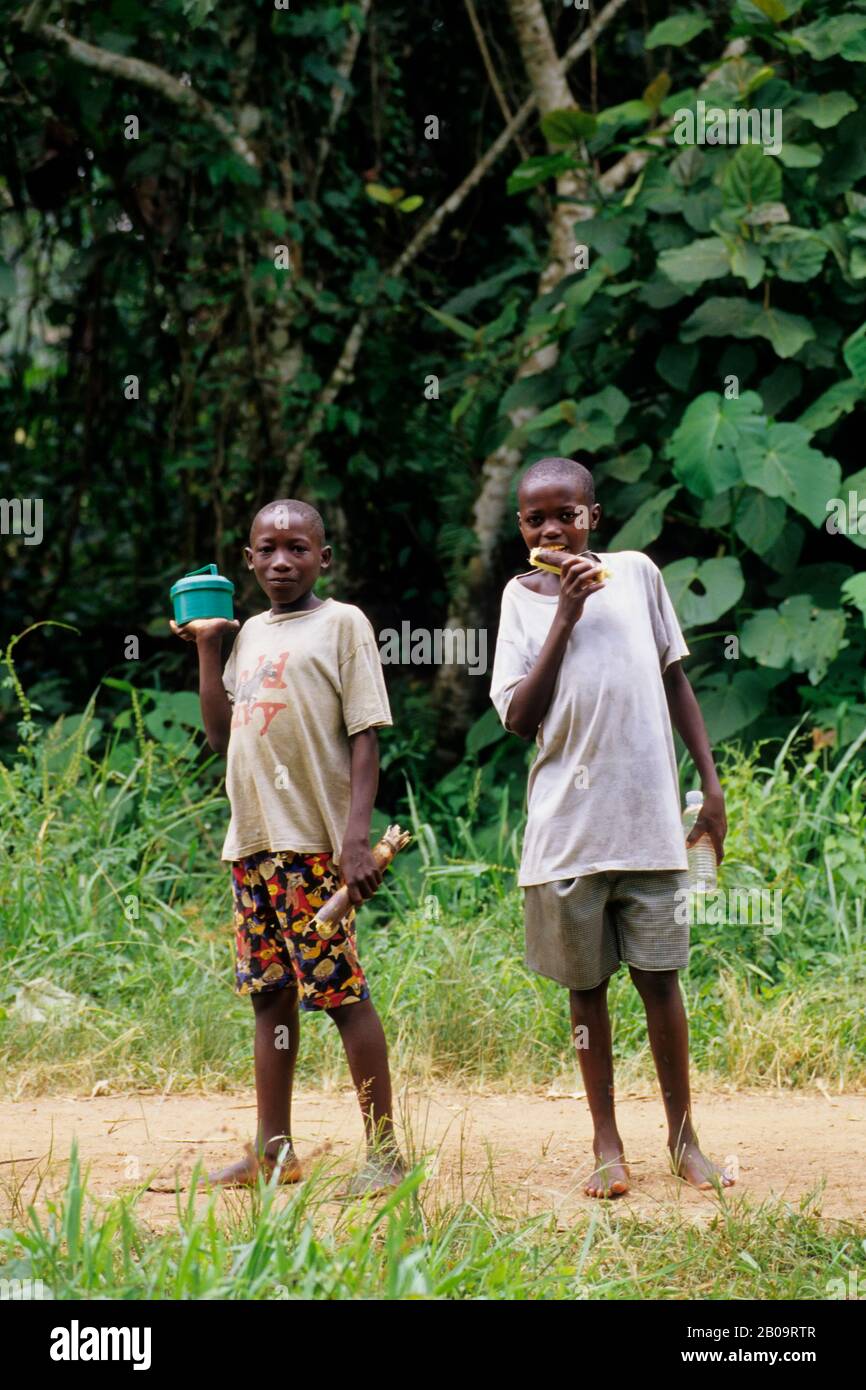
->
[219,599,392,861]
[489,551,690,887]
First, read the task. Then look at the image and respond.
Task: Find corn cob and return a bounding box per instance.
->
[311,824,412,935]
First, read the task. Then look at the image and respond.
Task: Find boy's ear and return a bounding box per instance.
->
[243,544,254,570]
[319,544,333,570]
[590,503,602,530]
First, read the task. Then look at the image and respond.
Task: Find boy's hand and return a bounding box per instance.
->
[340,836,383,906]
[170,617,239,644]
[687,786,727,865]
[554,553,606,627]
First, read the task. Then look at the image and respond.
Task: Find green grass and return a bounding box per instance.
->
[1,668,865,1300]
[0,676,864,1095]
[1,1141,862,1301]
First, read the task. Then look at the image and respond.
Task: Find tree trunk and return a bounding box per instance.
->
[433,0,596,751]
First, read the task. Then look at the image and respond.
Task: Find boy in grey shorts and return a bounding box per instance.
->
[490,456,734,1198]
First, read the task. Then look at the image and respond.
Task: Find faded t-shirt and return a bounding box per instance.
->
[219,599,392,861]
[489,551,689,887]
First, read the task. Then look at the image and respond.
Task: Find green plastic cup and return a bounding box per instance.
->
[170,564,235,625]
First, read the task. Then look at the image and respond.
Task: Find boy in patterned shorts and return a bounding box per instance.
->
[172,498,403,1193]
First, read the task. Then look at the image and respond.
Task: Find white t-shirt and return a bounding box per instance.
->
[219,599,392,861]
[489,550,689,887]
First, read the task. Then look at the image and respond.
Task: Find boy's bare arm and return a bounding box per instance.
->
[662,661,727,863]
[341,727,384,905]
[170,617,238,756]
[505,554,605,740]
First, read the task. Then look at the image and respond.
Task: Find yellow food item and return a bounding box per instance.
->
[529,548,612,584]
[529,545,566,574]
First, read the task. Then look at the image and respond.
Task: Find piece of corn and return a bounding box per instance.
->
[309,825,412,935]
[529,547,612,584]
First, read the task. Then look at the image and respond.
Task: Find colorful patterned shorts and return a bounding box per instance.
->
[230,849,369,1010]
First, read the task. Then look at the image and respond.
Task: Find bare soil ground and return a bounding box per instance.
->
[2,1086,864,1231]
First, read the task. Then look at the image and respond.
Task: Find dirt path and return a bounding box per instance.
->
[2,1087,864,1229]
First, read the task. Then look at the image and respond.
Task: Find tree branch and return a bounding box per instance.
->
[464,0,531,161]
[15,18,259,168]
[311,0,372,198]
[280,0,630,491]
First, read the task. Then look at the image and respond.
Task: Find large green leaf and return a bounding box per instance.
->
[739,424,842,523]
[734,490,787,555]
[595,100,653,132]
[695,670,771,742]
[541,109,597,145]
[790,15,866,61]
[764,227,827,282]
[741,597,848,683]
[600,444,653,482]
[722,146,782,214]
[662,555,745,627]
[562,391,630,448]
[776,143,822,169]
[680,297,815,358]
[607,486,680,551]
[646,13,711,48]
[791,91,858,129]
[665,391,765,499]
[797,378,862,432]
[506,153,575,195]
[728,236,766,289]
[521,401,575,437]
[658,237,730,287]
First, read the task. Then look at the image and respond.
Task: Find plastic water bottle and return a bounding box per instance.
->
[683,790,717,891]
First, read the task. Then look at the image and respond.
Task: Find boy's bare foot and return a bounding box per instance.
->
[670,1139,735,1190]
[340,1152,406,1198]
[200,1142,303,1189]
[585,1137,630,1198]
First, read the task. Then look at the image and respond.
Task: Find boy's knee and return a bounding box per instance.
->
[251,983,299,1014]
[327,997,372,1027]
[629,966,679,998]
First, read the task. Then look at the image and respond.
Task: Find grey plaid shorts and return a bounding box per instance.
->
[523,869,690,991]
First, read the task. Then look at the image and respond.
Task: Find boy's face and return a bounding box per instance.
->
[244,509,331,611]
[516,478,601,555]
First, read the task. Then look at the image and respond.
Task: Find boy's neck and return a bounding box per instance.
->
[269,591,325,616]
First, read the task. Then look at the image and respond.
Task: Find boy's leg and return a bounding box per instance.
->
[204,852,304,1189]
[628,965,734,1189]
[328,998,399,1152]
[205,984,302,1187]
[524,875,627,1198]
[570,979,630,1198]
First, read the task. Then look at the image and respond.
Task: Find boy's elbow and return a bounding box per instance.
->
[504,712,533,741]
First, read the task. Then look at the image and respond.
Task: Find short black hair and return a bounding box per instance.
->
[250,498,325,545]
[518,457,595,507]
